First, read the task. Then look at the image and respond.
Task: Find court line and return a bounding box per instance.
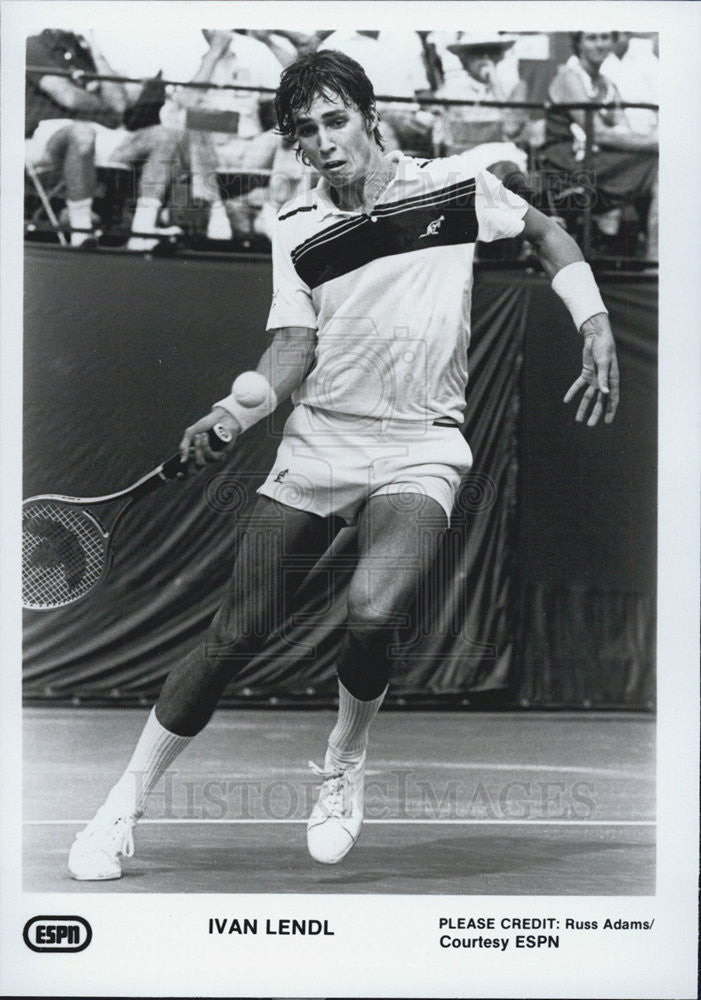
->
[373,761,652,779]
[146,762,650,780]
[199,762,650,780]
[24,818,656,827]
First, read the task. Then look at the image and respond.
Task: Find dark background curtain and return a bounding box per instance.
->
[22,247,657,708]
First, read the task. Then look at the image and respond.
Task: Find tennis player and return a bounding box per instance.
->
[69,50,619,879]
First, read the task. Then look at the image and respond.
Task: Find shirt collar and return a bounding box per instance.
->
[314,150,421,219]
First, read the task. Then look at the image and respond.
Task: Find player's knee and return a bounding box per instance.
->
[346,592,398,641]
[68,121,97,157]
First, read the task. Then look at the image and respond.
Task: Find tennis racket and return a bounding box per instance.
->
[22,423,233,611]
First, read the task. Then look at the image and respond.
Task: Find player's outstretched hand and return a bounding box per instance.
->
[180,408,240,468]
[563,315,620,426]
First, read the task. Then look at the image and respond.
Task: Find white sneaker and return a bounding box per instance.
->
[307,750,365,864]
[206,210,234,241]
[126,225,182,253]
[68,802,140,880]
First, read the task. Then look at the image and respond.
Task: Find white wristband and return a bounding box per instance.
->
[213,374,278,434]
[551,261,608,333]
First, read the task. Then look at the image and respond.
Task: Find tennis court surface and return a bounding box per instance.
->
[23,707,654,895]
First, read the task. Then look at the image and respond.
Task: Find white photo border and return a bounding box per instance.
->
[1,1,699,997]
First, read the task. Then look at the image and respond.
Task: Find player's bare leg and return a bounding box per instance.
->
[308,492,448,863]
[69,497,340,879]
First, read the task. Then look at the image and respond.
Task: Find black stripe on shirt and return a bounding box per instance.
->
[291,192,479,289]
[290,178,477,264]
[291,215,366,263]
[278,204,317,221]
[373,177,477,217]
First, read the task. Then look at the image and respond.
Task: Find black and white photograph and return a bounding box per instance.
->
[0,1,698,997]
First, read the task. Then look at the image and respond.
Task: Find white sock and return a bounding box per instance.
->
[327,679,387,767]
[66,198,93,247]
[207,200,233,239]
[130,197,161,237]
[106,708,192,817]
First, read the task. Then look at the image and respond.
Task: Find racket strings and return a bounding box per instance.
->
[22,501,107,609]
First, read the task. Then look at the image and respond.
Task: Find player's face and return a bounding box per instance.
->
[293,93,380,189]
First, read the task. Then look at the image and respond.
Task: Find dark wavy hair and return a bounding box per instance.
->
[274,49,384,149]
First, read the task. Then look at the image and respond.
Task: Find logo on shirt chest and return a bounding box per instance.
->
[418,215,446,239]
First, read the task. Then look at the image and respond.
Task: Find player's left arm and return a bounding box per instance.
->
[522,204,620,426]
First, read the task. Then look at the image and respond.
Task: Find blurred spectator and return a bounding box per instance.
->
[601,32,658,136]
[44,20,207,90]
[25,29,180,249]
[236,30,326,237]
[416,31,445,93]
[429,30,550,100]
[160,29,284,240]
[427,31,468,94]
[319,31,435,155]
[543,31,658,254]
[240,29,333,67]
[431,33,528,182]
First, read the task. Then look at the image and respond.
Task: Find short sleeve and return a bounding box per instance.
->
[474,167,529,243]
[266,220,318,332]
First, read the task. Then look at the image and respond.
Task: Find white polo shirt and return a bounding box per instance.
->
[267,151,528,425]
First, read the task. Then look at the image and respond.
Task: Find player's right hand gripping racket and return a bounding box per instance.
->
[22,424,232,611]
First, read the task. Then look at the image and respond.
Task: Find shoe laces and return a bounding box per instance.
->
[76,806,137,858]
[308,761,351,818]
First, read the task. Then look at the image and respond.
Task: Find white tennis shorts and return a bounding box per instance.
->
[258,404,473,524]
[26,119,133,172]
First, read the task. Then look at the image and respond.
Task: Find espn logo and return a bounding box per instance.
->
[23,915,92,953]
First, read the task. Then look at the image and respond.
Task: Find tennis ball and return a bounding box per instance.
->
[232,372,270,408]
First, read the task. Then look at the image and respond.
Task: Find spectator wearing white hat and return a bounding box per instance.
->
[431,32,529,183]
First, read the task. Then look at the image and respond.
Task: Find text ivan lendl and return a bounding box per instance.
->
[209,917,334,937]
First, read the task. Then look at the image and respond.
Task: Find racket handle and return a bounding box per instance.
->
[160,423,234,481]
[209,423,234,450]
